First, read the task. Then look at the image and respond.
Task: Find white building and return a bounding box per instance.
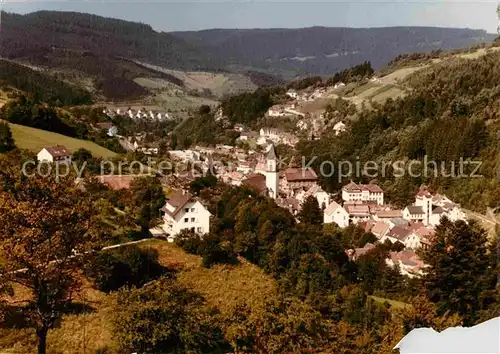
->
[323,201,349,228]
[286,89,298,99]
[404,190,466,227]
[333,121,347,136]
[342,181,384,205]
[266,105,287,117]
[37,146,72,164]
[161,189,211,241]
[297,185,330,210]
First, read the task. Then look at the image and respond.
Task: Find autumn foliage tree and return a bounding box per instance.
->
[0,172,109,354]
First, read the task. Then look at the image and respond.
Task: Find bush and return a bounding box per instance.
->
[84,245,165,292]
[175,230,204,255]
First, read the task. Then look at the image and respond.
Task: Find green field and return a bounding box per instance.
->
[370,295,411,310]
[9,123,117,158]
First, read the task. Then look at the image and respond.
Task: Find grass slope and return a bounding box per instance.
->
[0,240,276,353]
[9,123,117,158]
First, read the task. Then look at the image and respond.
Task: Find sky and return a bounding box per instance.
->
[0,0,499,33]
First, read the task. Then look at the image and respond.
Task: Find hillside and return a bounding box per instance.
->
[172,27,496,78]
[1,11,494,82]
[0,240,276,353]
[9,123,117,158]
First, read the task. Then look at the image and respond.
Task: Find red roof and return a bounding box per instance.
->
[242,173,267,194]
[284,168,317,182]
[162,189,194,218]
[96,122,114,129]
[44,145,70,158]
[360,184,383,193]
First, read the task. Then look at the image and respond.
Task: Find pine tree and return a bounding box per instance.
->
[422,218,491,325]
[298,195,322,225]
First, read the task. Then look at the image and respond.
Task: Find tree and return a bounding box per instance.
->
[422,218,491,325]
[112,278,228,353]
[0,174,107,354]
[84,245,165,292]
[0,121,15,153]
[129,176,166,233]
[298,196,322,225]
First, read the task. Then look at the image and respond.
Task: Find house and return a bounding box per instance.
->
[347,243,376,261]
[277,197,301,216]
[323,201,349,228]
[95,122,118,137]
[344,204,372,224]
[333,121,346,136]
[298,184,330,209]
[386,250,426,278]
[266,105,287,117]
[380,226,410,245]
[281,167,318,195]
[403,205,425,224]
[160,189,211,241]
[370,221,390,240]
[286,89,298,99]
[37,146,72,164]
[342,181,384,205]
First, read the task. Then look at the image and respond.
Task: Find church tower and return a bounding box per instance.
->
[266,145,279,199]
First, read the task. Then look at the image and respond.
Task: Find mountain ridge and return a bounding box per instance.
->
[1,10,495,80]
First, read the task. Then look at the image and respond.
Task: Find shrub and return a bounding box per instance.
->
[84,245,165,292]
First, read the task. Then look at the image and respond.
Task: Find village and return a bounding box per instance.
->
[37,137,467,281]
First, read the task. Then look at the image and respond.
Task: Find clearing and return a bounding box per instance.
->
[9,123,117,158]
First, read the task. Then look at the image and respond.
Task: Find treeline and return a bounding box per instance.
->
[285,62,374,91]
[220,87,284,126]
[171,106,240,149]
[0,60,92,106]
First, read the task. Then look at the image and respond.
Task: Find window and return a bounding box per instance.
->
[197,227,202,233]
[184,208,189,213]
[191,208,196,212]
[184,218,188,223]
[191,217,196,222]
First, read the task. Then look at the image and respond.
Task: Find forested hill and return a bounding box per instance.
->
[171,27,496,77]
[0,11,224,71]
[1,11,495,79]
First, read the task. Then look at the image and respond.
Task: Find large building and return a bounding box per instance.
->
[160,189,211,240]
[342,181,384,205]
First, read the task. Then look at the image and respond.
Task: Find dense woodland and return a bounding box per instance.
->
[0,60,92,106]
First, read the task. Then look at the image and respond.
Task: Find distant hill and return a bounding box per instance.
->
[1,11,495,82]
[171,27,496,78]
